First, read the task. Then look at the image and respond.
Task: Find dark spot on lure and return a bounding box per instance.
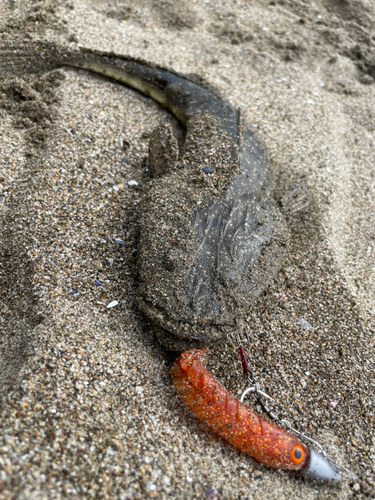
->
[291,444,305,464]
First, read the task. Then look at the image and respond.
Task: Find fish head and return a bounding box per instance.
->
[138,192,289,350]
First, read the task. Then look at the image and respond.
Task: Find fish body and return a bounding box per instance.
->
[2,43,288,350]
[54,48,288,350]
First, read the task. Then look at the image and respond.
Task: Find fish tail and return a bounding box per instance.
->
[0,41,230,127]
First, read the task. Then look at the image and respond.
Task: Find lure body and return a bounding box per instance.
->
[171,349,310,471]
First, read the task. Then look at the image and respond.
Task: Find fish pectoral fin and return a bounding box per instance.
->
[148,122,179,178]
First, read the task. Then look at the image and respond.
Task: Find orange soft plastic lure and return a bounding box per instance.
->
[171,348,310,471]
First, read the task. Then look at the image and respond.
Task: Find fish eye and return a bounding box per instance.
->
[291,444,305,464]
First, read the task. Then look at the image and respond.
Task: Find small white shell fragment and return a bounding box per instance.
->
[128,180,138,186]
[107,300,119,309]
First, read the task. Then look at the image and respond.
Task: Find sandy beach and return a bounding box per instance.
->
[0,0,374,498]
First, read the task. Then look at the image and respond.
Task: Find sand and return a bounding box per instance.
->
[0,0,374,498]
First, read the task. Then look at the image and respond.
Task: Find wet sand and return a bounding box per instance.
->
[0,0,374,498]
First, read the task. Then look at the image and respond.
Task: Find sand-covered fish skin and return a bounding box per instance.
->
[0,43,288,350]
[54,47,289,351]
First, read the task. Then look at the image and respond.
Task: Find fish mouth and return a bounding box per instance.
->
[170,319,231,341]
[302,449,342,482]
[138,298,236,341]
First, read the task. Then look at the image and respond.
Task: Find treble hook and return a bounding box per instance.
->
[231,329,356,481]
[240,386,275,403]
